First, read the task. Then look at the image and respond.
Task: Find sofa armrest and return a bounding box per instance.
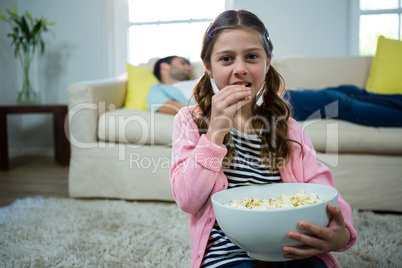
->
[67,74,128,147]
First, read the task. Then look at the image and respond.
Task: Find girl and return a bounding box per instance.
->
[170,10,357,268]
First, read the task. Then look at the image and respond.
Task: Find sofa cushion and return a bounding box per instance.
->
[300,119,402,154]
[99,108,402,154]
[366,36,402,94]
[271,56,373,90]
[123,63,159,110]
[98,108,175,145]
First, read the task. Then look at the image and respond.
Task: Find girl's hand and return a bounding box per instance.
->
[282,204,350,260]
[206,85,251,145]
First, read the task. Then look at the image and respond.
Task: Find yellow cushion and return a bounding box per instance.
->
[366,36,402,94]
[124,63,158,110]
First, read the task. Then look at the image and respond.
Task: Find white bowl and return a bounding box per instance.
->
[211,183,338,262]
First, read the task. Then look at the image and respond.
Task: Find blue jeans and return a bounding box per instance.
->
[226,257,327,268]
[284,85,402,127]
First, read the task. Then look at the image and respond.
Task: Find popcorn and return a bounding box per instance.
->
[225,189,324,210]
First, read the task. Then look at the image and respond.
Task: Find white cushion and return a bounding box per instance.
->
[271,56,373,89]
[300,119,402,154]
[99,108,402,154]
[98,108,175,145]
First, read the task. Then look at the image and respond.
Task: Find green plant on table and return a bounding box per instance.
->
[0,6,54,104]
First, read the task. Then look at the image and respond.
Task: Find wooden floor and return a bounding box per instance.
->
[0,155,69,208]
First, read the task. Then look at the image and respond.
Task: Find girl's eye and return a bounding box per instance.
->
[220,56,233,62]
[247,54,258,60]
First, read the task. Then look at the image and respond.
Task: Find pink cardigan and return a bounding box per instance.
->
[170,107,357,268]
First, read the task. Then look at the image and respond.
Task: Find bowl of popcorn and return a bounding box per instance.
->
[211,183,338,262]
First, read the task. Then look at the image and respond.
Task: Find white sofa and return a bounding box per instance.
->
[67,56,402,212]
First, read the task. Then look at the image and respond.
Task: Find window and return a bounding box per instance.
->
[359,0,402,55]
[127,0,225,65]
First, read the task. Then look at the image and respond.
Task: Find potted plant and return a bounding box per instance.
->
[0,6,54,104]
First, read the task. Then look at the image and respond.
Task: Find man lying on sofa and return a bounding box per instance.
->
[147,56,402,125]
[146,55,196,115]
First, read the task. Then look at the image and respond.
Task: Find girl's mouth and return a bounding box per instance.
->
[236,82,252,87]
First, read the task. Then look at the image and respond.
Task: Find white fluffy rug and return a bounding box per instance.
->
[0,197,401,268]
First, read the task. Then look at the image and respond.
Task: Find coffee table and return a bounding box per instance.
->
[0,105,70,171]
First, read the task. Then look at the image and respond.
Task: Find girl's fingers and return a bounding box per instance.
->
[212,90,251,115]
[293,205,344,240]
[213,85,251,104]
[327,204,345,226]
[223,96,252,115]
[296,221,328,240]
[226,91,251,106]
[283,228,327,259]
[282,246,318,260]
[283,204,350,259]
[286,228,327,250]
[208,84,252,141]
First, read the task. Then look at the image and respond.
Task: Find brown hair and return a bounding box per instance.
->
[153,56,178,81]
[192,10,300,170]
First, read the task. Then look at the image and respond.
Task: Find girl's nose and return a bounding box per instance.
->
[233,60,248,76]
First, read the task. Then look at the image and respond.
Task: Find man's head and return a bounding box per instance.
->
[153,56,192,84]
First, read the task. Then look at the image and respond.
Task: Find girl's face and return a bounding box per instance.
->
[205,28,270,97]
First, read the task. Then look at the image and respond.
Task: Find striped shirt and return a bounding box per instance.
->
[201,127,281,268]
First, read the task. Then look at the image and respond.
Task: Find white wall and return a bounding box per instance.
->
[227,0,353,57]
[0,0,117,157]
[0,0,358,158]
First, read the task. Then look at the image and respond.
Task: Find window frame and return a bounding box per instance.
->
[126,0,226,66]
[127,18,214,65]
[353,0,402,56]
[360,1,402,37]
[112,0,228,76]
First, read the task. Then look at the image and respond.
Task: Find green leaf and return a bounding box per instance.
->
[31,20,42,40]
[0,13,8,22]
[20,16,31,39]
[25,11,34,26]
[6,7,17,17]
